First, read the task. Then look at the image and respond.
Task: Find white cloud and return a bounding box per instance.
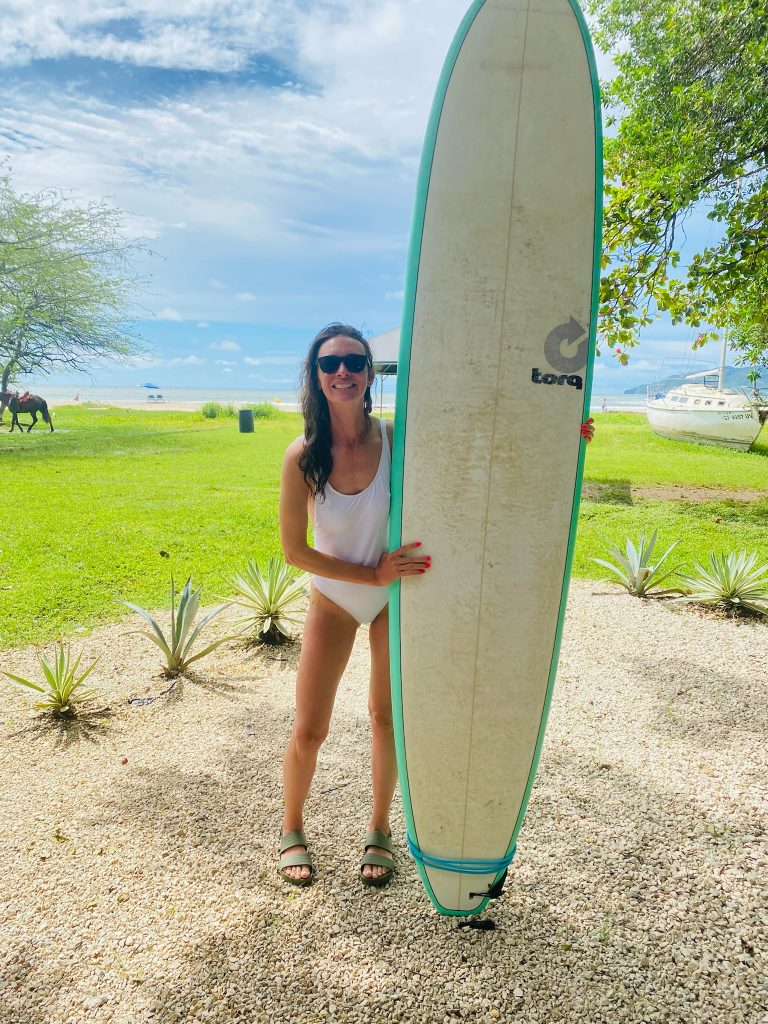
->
[0,2,651,336]
[123,352,206,367]
[215,359,236,365]
[157,307,184,320]
[197,321,210,327]
[242,355,299,366]
[255,355,300,365]
[0,3,292,71]
[0,2,468,241]
[209,339,240,351]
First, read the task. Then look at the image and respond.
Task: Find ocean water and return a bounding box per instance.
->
[36,384,300,406]
[589,393,647,413]
[29,383,646,413]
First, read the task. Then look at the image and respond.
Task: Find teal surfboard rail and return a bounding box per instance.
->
[389,0,604,917]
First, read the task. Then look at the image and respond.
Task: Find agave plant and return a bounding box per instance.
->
[592,530,684,597]
[124,576,230,676]
[227,557,309,644]
[3,644,99,718]
[677,550,768,616]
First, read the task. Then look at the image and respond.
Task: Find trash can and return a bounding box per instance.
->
[238,408,254,433]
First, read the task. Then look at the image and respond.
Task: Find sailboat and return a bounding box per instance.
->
[646,336,768,451]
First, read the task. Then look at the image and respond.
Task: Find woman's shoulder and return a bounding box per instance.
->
[372,416,393,446]
[284,435,305,462]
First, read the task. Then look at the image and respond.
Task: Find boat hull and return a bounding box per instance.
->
[646,403,763,450]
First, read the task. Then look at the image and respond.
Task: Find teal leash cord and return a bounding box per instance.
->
[406,834,516,875]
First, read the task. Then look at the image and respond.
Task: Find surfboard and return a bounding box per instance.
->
[389,0,602,916]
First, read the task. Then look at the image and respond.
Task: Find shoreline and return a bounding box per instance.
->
[44,398,304,413]
[42,398,647,414]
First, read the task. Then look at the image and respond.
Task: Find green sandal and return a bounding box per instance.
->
[278,829,316,887]
[360,830,395,888]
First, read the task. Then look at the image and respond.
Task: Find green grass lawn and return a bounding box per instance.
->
[1,406,766,649]
[1,405,300,648]
[584,412,768,489]
[575,412,768,580]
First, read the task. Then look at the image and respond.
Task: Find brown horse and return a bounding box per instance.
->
[0,391,54,432]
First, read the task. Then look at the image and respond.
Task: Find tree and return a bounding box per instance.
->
[588,0,768,365]
[0,173,148,393]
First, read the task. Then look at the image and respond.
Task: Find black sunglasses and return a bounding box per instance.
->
[317,353,370,374]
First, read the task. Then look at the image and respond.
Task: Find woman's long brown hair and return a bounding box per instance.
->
[298,323,374,499]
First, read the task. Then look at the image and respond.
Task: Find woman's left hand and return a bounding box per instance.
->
[581,418,595,443]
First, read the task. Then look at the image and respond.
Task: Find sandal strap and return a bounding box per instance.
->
[280,850,314,869]
[279,829,308,854]
[364,830,393,853]
[360,851,394,870]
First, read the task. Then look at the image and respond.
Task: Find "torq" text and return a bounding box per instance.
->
[531,368,583,390]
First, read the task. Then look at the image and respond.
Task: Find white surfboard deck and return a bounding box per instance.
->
[390,0,602,916]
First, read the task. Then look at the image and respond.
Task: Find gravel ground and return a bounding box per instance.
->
[1,581,766,1024]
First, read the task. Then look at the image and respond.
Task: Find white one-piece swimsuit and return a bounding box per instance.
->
[311,418,391,625]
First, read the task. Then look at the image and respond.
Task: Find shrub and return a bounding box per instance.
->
[592,530,684,597]
[123,576,231,675]
[226,557,309,644]
[201,402,238,419]
[245,402,280,420]
[3,644,99,718]
[677,550,768,616]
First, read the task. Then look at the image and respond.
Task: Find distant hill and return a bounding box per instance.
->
[624,365,761,395]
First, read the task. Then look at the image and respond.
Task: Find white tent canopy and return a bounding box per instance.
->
[370,328,400,375]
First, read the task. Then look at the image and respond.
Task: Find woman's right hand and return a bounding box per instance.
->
[374,543,431,586]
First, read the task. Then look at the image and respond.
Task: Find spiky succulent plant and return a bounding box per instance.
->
[677,550,768,616]
[3,644,99,717]
[592,530,683,597]
[226,557,309,644]
[124,576,230,675]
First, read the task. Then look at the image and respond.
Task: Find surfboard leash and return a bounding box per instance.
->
[406,833,517,879]
[405,837,515,930]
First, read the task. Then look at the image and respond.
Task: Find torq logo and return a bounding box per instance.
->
[531,316,588,391]
[531,368,583,390]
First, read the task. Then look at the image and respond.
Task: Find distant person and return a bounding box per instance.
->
[600,397,608,413]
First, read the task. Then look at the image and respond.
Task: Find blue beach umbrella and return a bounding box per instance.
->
[140,383,160,389]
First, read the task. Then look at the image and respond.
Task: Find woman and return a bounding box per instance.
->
[278,323,429,887]
[278,323,595,889]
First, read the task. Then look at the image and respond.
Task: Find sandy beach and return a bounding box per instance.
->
[1,581,765,1024]
[45,399,299,414]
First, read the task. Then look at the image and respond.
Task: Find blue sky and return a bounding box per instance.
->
[1,0,721,393]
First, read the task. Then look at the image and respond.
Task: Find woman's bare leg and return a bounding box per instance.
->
[364,604,397,881]
[281,588,358,880]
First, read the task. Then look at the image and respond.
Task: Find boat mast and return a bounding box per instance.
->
[718,330,727,392]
